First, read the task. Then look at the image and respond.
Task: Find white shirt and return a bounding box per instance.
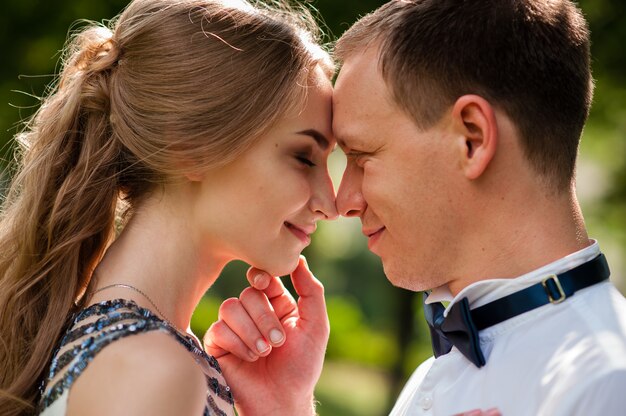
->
[390,241,626,416]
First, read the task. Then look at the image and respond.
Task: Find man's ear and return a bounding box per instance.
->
[452,95,498,180]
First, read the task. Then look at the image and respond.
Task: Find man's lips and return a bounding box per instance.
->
[363,226,385,238]
[364,226,386,249]
[285,222,315,244]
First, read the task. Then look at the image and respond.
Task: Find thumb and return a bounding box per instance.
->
[290,256,328,326]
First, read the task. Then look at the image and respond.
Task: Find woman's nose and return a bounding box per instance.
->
[336,165,365,218]
[310,171,338,220]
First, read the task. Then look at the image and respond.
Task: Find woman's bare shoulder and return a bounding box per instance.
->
[66,330,207,416]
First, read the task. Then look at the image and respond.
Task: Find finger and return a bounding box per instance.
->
[203,320,258,362]
[246,267,297,302]
[261,276,297,321]
[218,297,272,356]
[263,274,291,299]
[240,287,285,346]
[453,410,499,416]
[249,269,293,301]
[269,289,299,322]
[246,267,272,290]
[246,269,298,320]
[290,256,327,324]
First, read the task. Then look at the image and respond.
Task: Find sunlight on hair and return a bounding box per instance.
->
[93,25,114,40]
[221,0,254,10]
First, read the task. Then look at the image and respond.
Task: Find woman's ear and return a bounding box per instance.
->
[184,171,203,182]
[451,95,498,180]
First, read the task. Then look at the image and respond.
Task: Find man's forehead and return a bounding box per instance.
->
[335,52,380,94]
[333,54,395,145]
[335,48,394,108]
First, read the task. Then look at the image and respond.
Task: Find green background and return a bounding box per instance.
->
[1,1,624,415]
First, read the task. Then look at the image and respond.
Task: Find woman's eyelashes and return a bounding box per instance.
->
[295,153,316,167]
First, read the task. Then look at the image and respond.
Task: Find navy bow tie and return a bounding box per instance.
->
[424,294,486,367]
[423,253,610,368]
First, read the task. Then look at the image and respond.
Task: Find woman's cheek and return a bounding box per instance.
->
[299,176,316,203]
[283,167,312,197]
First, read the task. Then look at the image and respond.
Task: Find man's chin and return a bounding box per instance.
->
[382,260,428,292]
[381,261,404,287]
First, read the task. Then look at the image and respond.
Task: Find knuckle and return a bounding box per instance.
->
[240,287,259,302]
[219,297,241,316]
[206,321,229,343]
[273,295,295,311]
[310,280,325,295]
[256,309,278,326]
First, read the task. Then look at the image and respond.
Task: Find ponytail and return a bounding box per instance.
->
[0,24,122,415]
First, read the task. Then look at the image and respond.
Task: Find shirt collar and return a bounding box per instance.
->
[425,240,601,317]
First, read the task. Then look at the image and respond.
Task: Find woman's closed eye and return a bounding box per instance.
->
[295,154,316,167]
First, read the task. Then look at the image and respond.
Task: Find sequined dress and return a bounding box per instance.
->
[38,299,235,416]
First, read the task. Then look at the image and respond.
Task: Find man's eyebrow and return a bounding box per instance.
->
[296,129,329,150]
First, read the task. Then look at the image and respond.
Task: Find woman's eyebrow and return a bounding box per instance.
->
[296,129,329,150]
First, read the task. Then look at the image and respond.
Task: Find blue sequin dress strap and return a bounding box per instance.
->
[38,299,234,415]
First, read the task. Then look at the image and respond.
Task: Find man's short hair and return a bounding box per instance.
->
[335,0,593,191]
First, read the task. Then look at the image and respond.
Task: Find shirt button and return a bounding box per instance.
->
[420,395,433,410]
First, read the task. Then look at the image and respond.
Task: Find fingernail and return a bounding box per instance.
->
[247,350,258,361]
[253,273,266,288]
[269,329,284,344]
[256,339,270,353]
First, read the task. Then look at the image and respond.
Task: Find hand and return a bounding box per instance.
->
[204,256,329,416]
[455,409,502,416]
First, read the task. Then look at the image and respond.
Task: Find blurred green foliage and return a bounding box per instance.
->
[1,0,624,415]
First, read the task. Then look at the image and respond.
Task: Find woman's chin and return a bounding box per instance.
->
[252,255,300,277]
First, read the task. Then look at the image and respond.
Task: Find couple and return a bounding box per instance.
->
[1,0,625,415]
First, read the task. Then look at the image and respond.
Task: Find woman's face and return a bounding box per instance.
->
[192,67,337,275]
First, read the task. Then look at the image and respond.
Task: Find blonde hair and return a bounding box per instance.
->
[0,0,332,413]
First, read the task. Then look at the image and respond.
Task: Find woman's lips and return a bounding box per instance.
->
[285,222,313,244]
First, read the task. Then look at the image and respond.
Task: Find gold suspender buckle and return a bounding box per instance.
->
[542,274,566,304]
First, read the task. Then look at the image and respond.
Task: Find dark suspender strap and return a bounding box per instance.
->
[471,254,610,331]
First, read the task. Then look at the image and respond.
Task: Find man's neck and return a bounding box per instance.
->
[445,188,589,296]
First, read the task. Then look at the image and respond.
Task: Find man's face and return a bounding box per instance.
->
[333,47,464,291]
